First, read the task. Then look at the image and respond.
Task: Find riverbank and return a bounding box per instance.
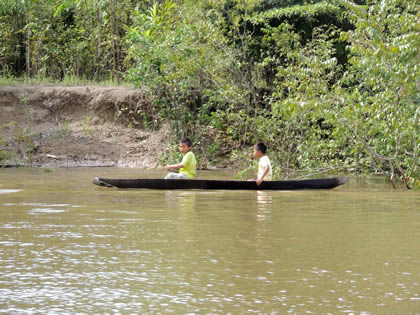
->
[0,85,168,168]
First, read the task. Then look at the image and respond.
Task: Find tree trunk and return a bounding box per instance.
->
[110,0,117,82]
[115,12,120,85]
[95,6,102,82]
[25,13,30,80]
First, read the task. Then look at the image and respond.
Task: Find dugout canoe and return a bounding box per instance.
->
[92,176,348,190]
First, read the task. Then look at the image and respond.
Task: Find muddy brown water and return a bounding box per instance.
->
[1,168,419,313]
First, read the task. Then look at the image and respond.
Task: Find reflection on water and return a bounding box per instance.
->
[0,168,419,313]
[0,189,23,194]
[256,190,272,221]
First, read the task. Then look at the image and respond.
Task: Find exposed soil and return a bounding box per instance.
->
[0,85,169,168]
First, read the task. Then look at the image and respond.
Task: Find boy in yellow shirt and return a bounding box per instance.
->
[164,138,197,179]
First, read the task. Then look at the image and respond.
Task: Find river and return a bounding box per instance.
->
[0,168,419,313]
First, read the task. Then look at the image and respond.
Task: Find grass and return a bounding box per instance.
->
[0,75,133,87]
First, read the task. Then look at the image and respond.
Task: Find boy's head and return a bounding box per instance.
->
[179,138,192,155]
[253,142,267,158]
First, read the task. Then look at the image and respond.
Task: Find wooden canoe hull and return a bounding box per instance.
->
[93,176,348,190]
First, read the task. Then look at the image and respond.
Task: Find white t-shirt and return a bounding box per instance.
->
[258,155,272,181]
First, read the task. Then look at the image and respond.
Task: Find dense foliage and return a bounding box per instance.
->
[334,0,419,188]
[0,0,418,186]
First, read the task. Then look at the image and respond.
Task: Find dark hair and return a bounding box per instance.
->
[181,138,192,147]
[255,142,267,154]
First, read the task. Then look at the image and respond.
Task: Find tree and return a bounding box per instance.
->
[125,0,239,138]
[333,0,419,187]
[256,24,345,171]
[0,0,27,76]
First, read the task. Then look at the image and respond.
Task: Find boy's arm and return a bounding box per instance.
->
[165,152,191,170]
[256,165,270,186]
[165,163,183,170]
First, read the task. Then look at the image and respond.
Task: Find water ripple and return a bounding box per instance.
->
[29,208,68,214]
[0,189,23,194]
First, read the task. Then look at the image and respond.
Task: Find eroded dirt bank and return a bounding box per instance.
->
[0,85,168,168]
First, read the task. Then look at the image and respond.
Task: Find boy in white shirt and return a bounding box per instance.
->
[252,142,272,186]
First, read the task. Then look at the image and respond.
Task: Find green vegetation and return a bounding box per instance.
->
[0,121,34,166]
[0,133,12,165]
[333,0,419,188]
[0,0,418,187]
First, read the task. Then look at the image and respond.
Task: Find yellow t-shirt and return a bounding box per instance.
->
[180,151,197,179]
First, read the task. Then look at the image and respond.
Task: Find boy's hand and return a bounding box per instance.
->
[165,164,182,170]
[256,178,263,186]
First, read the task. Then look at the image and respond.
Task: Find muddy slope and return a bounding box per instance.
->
[0,85,167,167]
